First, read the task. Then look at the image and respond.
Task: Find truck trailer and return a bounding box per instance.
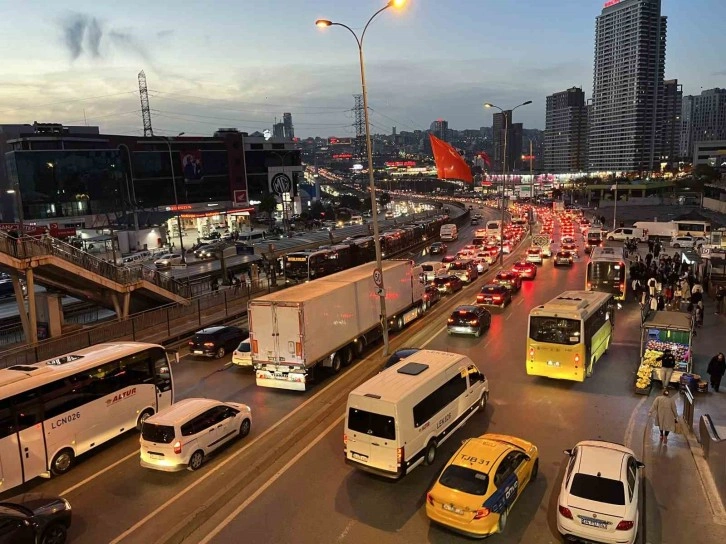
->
[250,260,426,391]
[632,221,678,241]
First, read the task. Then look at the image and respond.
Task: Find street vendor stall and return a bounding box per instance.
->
[635,311,694,394]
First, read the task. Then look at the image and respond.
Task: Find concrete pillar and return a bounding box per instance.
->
[11,272,30,343]
[25,268,38,344]
[35,292,64,338]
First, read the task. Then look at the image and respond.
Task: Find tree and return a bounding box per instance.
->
[379,192,391,209]
[339,194,362,210]
[258,193,278,215]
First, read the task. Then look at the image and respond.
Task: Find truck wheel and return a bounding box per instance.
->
[353,338,365,357]
[330,353,342,374]
[396,316,405,331]
[341,346,353,367]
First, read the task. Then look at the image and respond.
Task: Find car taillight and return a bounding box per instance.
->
[203,342,215,347]
[447,318,455,324]
[426,492,434,506]
[397,446,404,465]
[252,339,258,354]
[574,354,580,365]
[477,295,484,302]
[446,282,451,286]
[173,441,182,454]
[529,347,535,357]
[616,520,634,531]
[493,295,502,301]
[469,319,479,325]
[587,282,591,289]
[343,433,348,445]
[473,507,491,520]
[188,341,194,346]
[558,505,573,519]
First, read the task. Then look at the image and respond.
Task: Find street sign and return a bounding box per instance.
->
[270,172,292,195]
[375,287,386,297]
[372,267,383,287]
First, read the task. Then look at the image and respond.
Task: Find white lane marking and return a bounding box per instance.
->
[506,311,514,320]
[515,297,524,306]
[198,413,346,544]
[109,359,368,543]
[337,519,356,542]
[60,450,138,496]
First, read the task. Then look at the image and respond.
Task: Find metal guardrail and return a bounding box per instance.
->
[699,414,726,506]
[0,231,190,298]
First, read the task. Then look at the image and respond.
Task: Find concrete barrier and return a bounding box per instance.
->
[699,414,726,506]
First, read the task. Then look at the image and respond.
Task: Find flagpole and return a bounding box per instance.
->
[612,180,618,231]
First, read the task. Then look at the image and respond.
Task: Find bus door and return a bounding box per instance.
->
[0,404,24,489]
[157,352,175,409]
[15,401,47,482]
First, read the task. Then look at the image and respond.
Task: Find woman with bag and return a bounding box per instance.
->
[649,389,679,443]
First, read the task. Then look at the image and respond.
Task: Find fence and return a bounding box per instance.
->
[0,279,270,368]
[0,231,190,298]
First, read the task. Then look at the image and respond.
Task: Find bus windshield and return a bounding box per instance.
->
[588,261,624,285]
[529,316,581,345]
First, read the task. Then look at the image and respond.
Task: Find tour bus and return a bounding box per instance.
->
[526,291,615,381]
[0,342,175,491]
[674,220,711,240]
[586,247,627,300]
[439,224,458,242]
[344,350,489,479]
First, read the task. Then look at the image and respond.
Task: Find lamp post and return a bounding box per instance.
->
[6,183,24,236]
[316,0,406,356]
[119,144,140,244]
[160,133,186,263]
[484,100,532,264]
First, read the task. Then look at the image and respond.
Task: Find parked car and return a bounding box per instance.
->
[0,494,72,544]
[670,236,704,249]
[382,347,421,369]
[189,326,249,358]
[154,253,183,268]
[447,305,492,337]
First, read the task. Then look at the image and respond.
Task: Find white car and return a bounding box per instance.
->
[525,247,543,264]
[154,253,183,268]
[140,398,252,472]
[557,441,643,544]
[232,338,252,367]
[561,235,577,246]
[474,255,490,274]
[420,261,446,282]
[670,236,705,249]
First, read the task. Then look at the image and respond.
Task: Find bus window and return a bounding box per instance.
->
[529,316,581,345]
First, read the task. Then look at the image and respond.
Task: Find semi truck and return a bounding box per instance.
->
[250,260,426,391]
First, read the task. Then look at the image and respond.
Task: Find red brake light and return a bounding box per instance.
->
[397,446,404,465]
[493,295,502,301]
[473,507,491,520]
[188,341,194,346]
[574,354,580,364]
[469,319,479,325]
[529,347,535,357]
[173,440,182,454]
[426,492,434,506]
[343,433,348,445]
[558,505,573,519]
[203,342,215,347]
[616,520,634,531]
[447,318,455,324]
[476,295,484,301]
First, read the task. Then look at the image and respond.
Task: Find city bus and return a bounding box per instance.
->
[0,342,175,491]
[283,249,337,282]
[674,220,710,239]
[586,247,627,300]
[526,290,615,381]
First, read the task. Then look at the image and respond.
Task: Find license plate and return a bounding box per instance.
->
[193,351,203,355]
[352,452,368,461]
[581,517,608,529]
[149,453,162,459]
[274,372,286,379]
[443,503,463,515]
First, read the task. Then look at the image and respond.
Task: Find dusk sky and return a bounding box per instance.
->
[0,0,723,138]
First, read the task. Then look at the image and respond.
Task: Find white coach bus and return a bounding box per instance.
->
[0,342,175,491]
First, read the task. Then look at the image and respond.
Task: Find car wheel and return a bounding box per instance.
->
[188,450,204,471]
[531,459,539,481]
[215,346,226,359]
[474,327,481,338]
[239,418,251,438]
[608,236,614,241]
[498,506,509,533]
[40,523,68,544]
[424,440,437,466]
[674,243,680,248]
[136,408,155,431]
[478,391,488,410]
[500,302,506,309]
[51,448,75,476]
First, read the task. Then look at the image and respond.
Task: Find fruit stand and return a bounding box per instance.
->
[635,311,694,394]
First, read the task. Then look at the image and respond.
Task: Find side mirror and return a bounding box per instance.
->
[563,449,573,456]
[636,461,645,469]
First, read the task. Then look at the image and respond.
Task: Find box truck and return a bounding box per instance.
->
[250,260,426,391]
[632,221,678,241]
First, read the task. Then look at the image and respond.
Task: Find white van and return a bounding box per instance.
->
[344,350,489,479]
[605,227,645,243]
[140,398,251,472]
[439,224,458,241]
[486,220,502,237]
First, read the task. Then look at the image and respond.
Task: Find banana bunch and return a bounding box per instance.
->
[636,364,652,389]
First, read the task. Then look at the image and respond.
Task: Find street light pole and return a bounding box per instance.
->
[316,1,406,356]
[161,134,186,263]
[484,100,532,265]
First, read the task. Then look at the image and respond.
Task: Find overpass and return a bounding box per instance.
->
[0,231,189,343]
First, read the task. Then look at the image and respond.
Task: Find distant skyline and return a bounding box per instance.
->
[0,0,723,138]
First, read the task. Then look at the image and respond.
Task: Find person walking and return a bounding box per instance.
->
[707,353,726,392]
[649,389,679,443]
[716,285,725,315]
[656,348,676,390]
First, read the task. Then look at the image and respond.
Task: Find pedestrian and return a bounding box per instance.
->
[648,239,655,253]
[715,285,724,315]
[631,278,642,303]
[656,348,676,390]
[695,301,704,327]
[707,353,726,392]
[647,277,657,297]
[691,282,703,306]
[649,389,679,443]
[654,241,661,258]
[232,276,241,295]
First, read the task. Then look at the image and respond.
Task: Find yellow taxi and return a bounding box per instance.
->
[425,433,539,538]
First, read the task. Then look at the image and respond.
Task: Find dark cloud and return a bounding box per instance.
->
[108,31,152,64]
[61,13,87,60]
[86,17,102,58]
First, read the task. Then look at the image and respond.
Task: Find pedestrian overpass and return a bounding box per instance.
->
[0,231,190,343]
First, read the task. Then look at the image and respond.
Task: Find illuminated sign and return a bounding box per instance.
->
[286,256,308,262]
[165,204,193,211]
[328,137,352,145]
[604,0,622,7]
[385,161,417,168]
[333,153,352,159]
[522,155,535,161]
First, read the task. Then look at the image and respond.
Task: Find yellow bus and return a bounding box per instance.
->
[526,291,615,381]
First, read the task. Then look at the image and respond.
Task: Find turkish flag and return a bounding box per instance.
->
[477,152,491,167]
[430,134,472,183]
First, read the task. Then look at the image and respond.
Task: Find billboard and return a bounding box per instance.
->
[180,150,203,182]
[328,137,352,145]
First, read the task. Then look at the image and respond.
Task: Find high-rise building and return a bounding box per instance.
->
[273,122,285,139]
[492,111,523,172]
[589,0,667,173]
[659,79,682,163]
[429,119,448,141]
[680,88,726,160]
[544,87,588,172]
[283,112,294,139]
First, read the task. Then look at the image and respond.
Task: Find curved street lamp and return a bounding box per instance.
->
[160,133,187,263]
[484,100,532,264]
[315,0,407,356]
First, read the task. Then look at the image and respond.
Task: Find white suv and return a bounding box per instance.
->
[557,440,643,544]
[140,398,251,472]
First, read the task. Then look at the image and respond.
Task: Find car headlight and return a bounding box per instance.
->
[63,498,72,511]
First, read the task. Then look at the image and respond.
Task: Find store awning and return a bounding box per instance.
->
[642,311,692,332]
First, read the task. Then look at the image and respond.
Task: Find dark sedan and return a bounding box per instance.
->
[383,347,420,369]
[429,242,447,255]
[0,494,72,544]
[432,275,463,295]
[188,325,249,358]
[511,261,537,280]
[423,284,441,306]
[476,284,512,308]
[494,271,522,293]
[554,250,574,266]
[447,305,492,337]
